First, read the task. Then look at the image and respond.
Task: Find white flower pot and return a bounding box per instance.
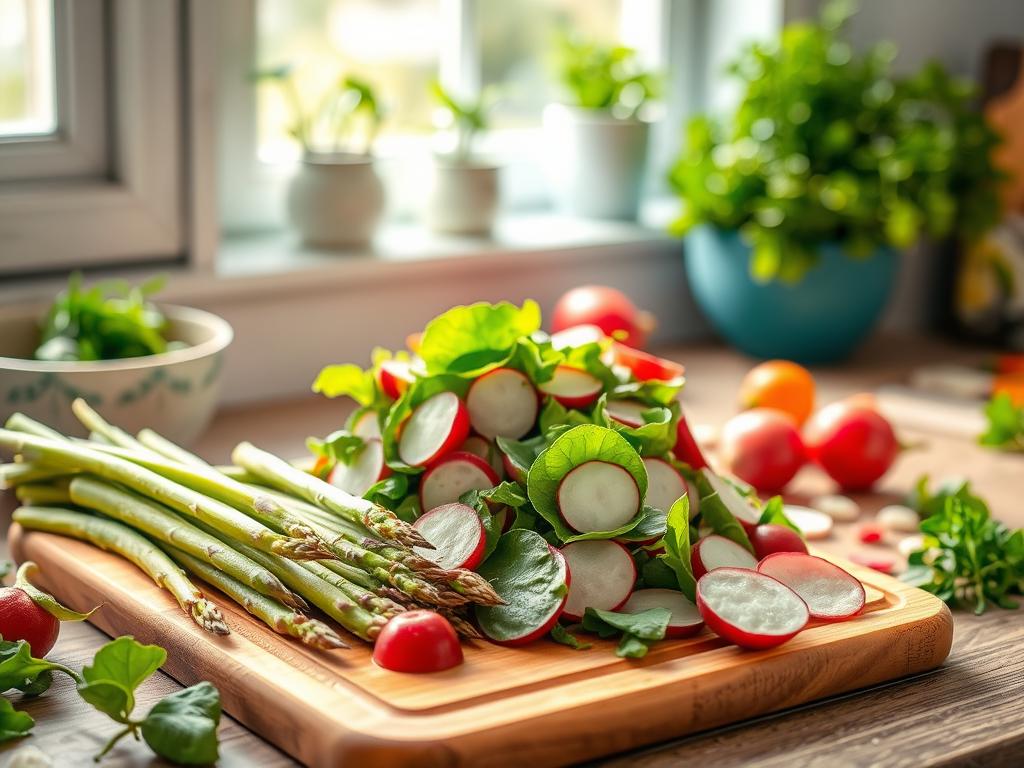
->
[426,160,500,235]
[286,152,385,248]
[543,104,650,221]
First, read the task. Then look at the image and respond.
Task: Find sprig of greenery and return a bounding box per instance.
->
[669,0,1002,283]
[581,607,670,658]
[979,393,1024,452]
[34,273,173,362]
[904,476,1024,614]
[430,81,498,161]
[0,635,221,763]
[553,33,659,118]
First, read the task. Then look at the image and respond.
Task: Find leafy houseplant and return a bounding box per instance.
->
[255,67,386,248]
[670,1,1003,362]
[426,82,501,235]
[544,35,660,220]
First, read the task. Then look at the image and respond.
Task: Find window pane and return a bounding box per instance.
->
[0,0,55,137]
[478,0,622,130]
[256,0,441,162]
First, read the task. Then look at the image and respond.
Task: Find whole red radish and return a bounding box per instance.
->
[805,402,898,490]
[372,611,463,673]
[749,524,808,561]
[0,561,94,657]
[551,286,654,348]
[719,409,805,492]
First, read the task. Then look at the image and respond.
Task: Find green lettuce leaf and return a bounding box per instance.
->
[0,697,34,744]
[594,395,681,457]
[550,623,592,650]
[79,637,166,722]
[581,607,671,659]
[419,300,542,377]
[757,495,801,534]
[306,430,366,467]
[141,682,222,766]
[658,495,696,600]
[311,364,378,405]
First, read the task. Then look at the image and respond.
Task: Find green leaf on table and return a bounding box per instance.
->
[78,680,134,723]
[0,638,67,695]
[979,393,1024,452]
[418,300,542,377]
[527,424,649,543]
[0,697,34,744]
[550,623,592,650]
[757,495,801,534]
[141,682,222,766]
[79,637,166,721]
[581,607,671,658]
[657,494,696,600]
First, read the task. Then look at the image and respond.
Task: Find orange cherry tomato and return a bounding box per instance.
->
[739,360,816,426]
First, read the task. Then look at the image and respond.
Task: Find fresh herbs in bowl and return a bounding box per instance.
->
[34,273,183,362]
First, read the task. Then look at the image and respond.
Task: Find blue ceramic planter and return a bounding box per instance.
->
[684,226,898,363]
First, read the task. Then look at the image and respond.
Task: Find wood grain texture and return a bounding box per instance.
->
[8,523,951,768]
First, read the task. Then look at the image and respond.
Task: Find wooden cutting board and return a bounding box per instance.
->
[9,524,953,768]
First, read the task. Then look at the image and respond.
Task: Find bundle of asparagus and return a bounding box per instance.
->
[0,400,499,650]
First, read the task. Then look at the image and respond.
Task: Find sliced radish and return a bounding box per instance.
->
[398,392,470,467]
[696,568,809,649]
[621,589,704,638]
[783,505,834,540]
[757,553,865,622]
[749,524,808,560]
[549,324,606,350]
[607,399,649,428]
[560,540,636,621]
[690,534,758,579]
[643,457,688,512]
[673,412,709,469]
[466,367,538,440]
[611,344,685,382]
[419,451,499,512]
[378,359,415,399]
[557,460,640,533]
[701,469,760,531]
[412,502,486,571]
[327,439,390,496]
[461,435,505,479]
[350,410,382,440]
[538,366,603,409]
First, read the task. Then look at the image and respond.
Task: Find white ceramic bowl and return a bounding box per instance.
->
[0,304,233,445]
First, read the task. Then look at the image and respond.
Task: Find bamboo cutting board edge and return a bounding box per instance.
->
[9,524,954,768]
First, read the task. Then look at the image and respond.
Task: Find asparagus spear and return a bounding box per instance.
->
[1,463,77,489]
[164,545,347,650]
[14,481,73,507]
[71,398,161,457]
[300,561,406,619]
[4,412,65,440]
[12,505,229,635]
[0,429,325,561]
[137,428,211,467]
[232,441,431,549]
[68,476,305,610]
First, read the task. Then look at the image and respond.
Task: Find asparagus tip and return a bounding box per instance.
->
[450,569,505,606]
[192,599,230,635]
[271,536,337,562]
[294,617,350,650]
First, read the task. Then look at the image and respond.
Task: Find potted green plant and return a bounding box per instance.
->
[544,35,659,220]
[427,81,500,235]
[670,2,1002,362]
[256,67,385,248]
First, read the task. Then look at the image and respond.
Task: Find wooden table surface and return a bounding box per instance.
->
[2,335,1022,768]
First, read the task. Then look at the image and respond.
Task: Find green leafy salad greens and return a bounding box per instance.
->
[978,393,1024,453]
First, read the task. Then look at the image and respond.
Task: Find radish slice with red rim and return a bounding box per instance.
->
[700,468,761,530]
[327,439,389,497]
[756,553,865,621]
[607,399,649,428]
[461,435,506,479]
[398,391,470,467]
[419,451,498,512]
[696,568,809,649]
[412,502,487,571]
[690,534,758,579]
[538,366,604,409]
[560,540,636,621]
[557,460,640,533]
[620,589,704,638]
[466,367,538,440]
[350,410,382,440]
[377,359,414,400]
[643,457,688,513]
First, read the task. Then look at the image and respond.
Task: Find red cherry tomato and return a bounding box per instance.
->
[750,524,808,561]
[372,611,463,673]
[805,402,898,491]
[719,409,805,492]
[0,586,60,658]
[551,286,653,349]
[611,343,684,382]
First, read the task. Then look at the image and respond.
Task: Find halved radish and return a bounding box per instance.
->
[538,366,603,409]
[419,451,499,512]
[620,589,704,638]
[557,461,640,533]
[606,399,649,428]
[461,435,505,479]
[643,457,688,512]
[749,524,808,560]
[690,534,758,579]
[696,568,809,649]
[758,553,865,621]
[378,359,415,399]
[412,503,487,571]
[701,469,761,531]
[350,410,382,440]
[327,439,390,496]
[560,540,636,621]
[398,392,470,467]
[466,367,538,440]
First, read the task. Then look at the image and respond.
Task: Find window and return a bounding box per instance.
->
[0,0,56,138]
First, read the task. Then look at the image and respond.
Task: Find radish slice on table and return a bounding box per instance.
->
[557,460,640,533]
[690,534,758,579]
[620,589,704,638]
[701,469,761,531]
[560,540,636,621]
[476,530,569,646]
[757,553,865,621]
[466,367,538,440]
[327,439,390,497]
[412,502,487,571]
[696,568,809,649]
[350,410,382,440]
[606,399,649,428]
[377,359,415,400]
[461,435,506,479]
[538,366,604,409]
[419,451,499,512]
[642,457,688,512]
[398,392,470,467]
[783,505,834,540]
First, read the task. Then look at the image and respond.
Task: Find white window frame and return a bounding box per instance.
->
[0,0,184,276]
